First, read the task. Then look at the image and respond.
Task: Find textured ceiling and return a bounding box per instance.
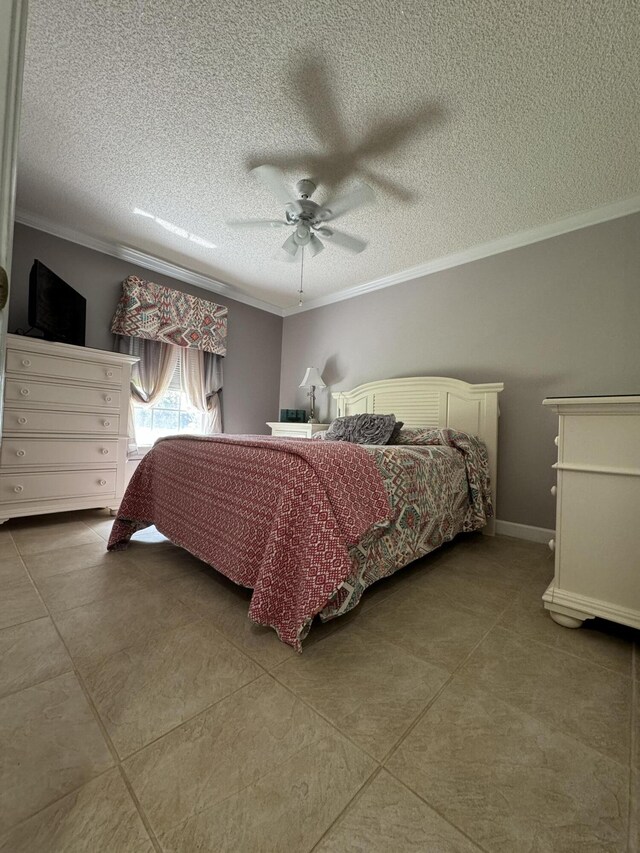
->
[17,0,640,309]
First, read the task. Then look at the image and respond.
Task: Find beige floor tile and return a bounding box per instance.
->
[454,532,550,572]
[85,619,262,757]
[11,522,103,557]
[408,557,519,618]
[74,509,115,538]
[499,575,634,676]
[54,585,198,674]
[0,617,71,698]
[275,627,448,759]
[387,681,629,853]
[0,553,26,582]
[456,626,632,764]
[34,559,152,615]
[355,584,493,672]
[135,545,207,582]
[316,770,483,852]
[160,731,373,853]
[0,571,46,630]
[165,568,295,669]
[0,532,18,561]
[447,543,553,588]
[23,540,135,581]
[88,518,117,540]
[0,768,153,853]
[124,676,375,841]
[0,672,113,833]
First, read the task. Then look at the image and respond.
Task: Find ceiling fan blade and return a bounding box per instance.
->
[324,228,367,254]
[227,219,288,230]
[251,165,301,210]
[319,183,375,222]
[281,232,299,257]
[307,233,325,257]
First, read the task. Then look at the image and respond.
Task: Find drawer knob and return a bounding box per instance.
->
[103,420,111,427]
[106,370,113,378]
[98,479,107,486]
[105,395,113,403]
[17,417,27,425]
[550,485,557,497]
[13,485,23,493]
[20,388,29,396]
[16,449,25,458]
[548,538,556,552]
[21,359,31,367]
[554,435,559,447]
[101,448,109,455]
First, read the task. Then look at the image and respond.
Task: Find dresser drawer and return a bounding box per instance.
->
[5,409,119,436]
[6,348,123,386]
[0,469,117,504]
[0,438,119,468]
[5,379,120,411]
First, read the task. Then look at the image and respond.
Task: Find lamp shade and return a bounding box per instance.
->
[299,366,326,388]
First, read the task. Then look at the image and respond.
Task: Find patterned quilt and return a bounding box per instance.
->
[320,428,493,623]
[108,435,392,650]
[108,429,492,650]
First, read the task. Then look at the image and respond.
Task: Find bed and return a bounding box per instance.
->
[108,376,503,650]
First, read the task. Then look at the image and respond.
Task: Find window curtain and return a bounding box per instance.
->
[180,348,223,434]
[116,335,179,452]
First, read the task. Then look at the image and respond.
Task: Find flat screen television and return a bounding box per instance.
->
[28,260,86,346]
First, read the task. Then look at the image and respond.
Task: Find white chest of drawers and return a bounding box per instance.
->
[266,422,329,438]
[542,395,640,630]
[0,334,137,523]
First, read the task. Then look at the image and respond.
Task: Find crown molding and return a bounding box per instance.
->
[16,192,640,320]
[14,210,285,316]
[282,194,640,316]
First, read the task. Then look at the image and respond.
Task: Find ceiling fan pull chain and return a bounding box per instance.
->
[298,247,304,306]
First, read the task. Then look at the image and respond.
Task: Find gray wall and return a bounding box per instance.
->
[280,212,640,529]
[10,223,283,434]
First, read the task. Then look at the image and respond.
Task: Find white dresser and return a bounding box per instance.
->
[542,395,640,630]
[0,334,137,523]
[267,422,329,438]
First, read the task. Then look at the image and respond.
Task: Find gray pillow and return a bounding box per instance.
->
[323,413,398,445]
[388,420,405,443]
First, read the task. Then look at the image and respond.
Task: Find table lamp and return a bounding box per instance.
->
[299,367,326,423]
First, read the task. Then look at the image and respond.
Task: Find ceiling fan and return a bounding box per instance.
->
[228,165,375,259]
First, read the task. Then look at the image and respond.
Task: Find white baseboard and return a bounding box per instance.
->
[495,519,555,544]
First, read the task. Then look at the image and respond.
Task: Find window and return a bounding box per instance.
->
[133,350,206,447]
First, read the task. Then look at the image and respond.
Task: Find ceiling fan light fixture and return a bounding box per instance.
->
[282,232,299,256]
[294,224,310,245]
[307,233,325,257]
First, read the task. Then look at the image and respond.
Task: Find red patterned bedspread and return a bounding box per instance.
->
[108,435,393,650]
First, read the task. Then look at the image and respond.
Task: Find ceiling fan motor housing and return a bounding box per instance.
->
[295,179,316,199]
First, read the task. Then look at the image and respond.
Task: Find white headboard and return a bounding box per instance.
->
[332,377,504,535]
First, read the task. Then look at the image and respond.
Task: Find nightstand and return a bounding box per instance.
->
[266,422,329,438]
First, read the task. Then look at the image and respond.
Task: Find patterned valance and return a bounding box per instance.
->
[111,276,227,356]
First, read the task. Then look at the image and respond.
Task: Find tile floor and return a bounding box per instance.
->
[0,510,637,852]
